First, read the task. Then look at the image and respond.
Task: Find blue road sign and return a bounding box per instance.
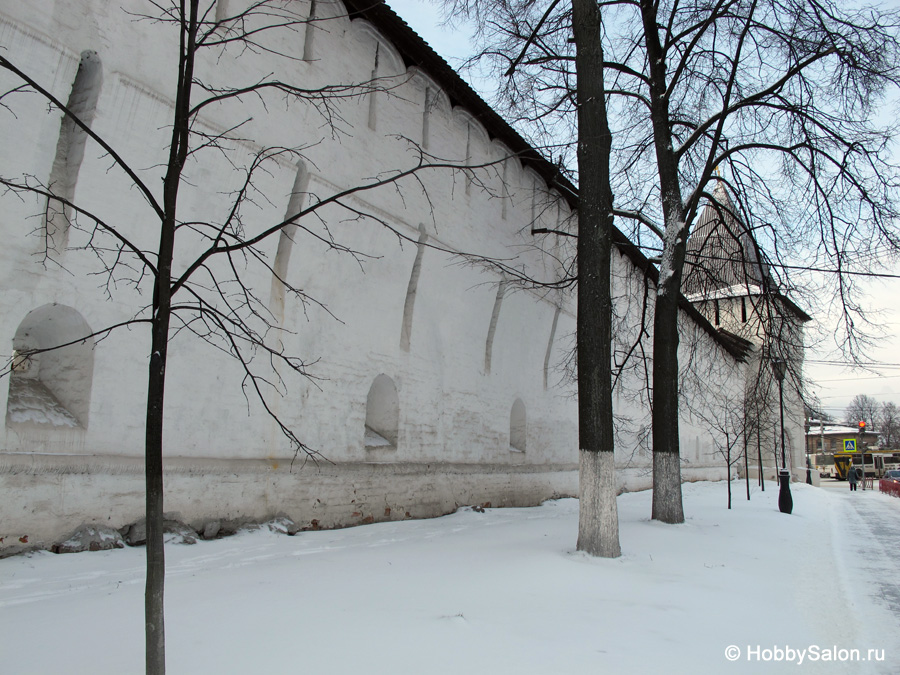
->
[844,439,857,452]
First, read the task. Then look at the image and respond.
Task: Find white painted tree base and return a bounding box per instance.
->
[652,451,685,523]
[577,449,620,557]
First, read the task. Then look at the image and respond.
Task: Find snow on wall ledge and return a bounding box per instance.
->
[5,378,81,428]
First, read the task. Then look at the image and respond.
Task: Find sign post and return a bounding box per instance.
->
[858,421,866,490]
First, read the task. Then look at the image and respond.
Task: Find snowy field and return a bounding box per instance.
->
[2,481,899,674]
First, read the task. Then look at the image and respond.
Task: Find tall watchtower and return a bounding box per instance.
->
[683,183,811,482]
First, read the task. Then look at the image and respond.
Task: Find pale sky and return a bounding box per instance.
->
[386,0,900,421]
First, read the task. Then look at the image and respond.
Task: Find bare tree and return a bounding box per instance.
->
[715,421,745,510]
[0,1,511,671]
[742,357,780,489]
[880,401,899,449]
[684,344,776,509]
[447,0,900,523]
[846,394,881,429]
[625,0,900,522]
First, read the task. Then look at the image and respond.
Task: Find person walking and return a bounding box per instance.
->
[849,466,858,492]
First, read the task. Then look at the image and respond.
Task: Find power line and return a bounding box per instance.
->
[817,393,899,401]
[806,360,900,368]
[814,374,900,383]
[635,244,900,279]
[766,263,900,279]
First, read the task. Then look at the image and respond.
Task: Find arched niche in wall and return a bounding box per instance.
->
[270,160,310,325]
[216,0,311,61]
[553,197,578,252]
[365,373,399,449]
[348,20,406,77]
[490,139,520,221]
[510,397,526,453]
[542,300,562,391]
[318,0,353,26]
[522,166,558,235]
[215,0,232,21]
[301,0,319,61]
[45,50,103,255]
[451,108,491,196]
[6,304,95,429]
[406,67,450,150]
[529,179,573,280]
[557,196,576,228]
[349,20,405,131]
[521,167,540,223]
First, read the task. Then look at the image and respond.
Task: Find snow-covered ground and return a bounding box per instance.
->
[2,481,898,674]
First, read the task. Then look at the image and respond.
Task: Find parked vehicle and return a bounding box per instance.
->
[831,451,900,480]
[883,469,900,481]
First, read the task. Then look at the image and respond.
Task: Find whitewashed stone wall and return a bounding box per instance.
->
[0,0,742,552]
[695,292,808,481]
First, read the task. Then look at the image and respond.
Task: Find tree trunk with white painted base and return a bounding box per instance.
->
[640,0,688,524]
[572,0,620,557]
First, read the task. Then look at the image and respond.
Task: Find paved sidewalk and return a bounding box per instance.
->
[836,486,900,618]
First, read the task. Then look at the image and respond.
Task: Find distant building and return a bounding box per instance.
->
[805,424,879,455]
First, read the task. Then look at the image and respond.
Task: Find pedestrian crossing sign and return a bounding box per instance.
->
[843,439,857,452]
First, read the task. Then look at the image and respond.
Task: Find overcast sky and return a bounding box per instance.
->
[385,0,900,420]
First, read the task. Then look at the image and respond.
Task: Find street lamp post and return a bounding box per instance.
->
[772,358,793,514]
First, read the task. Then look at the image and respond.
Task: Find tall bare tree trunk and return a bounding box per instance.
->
[757,423,764,491]
[572,0,620,557]
[640,0,687,524]
[651,285,685,523]
[145,315,169,675]
[726,432,732,509]
[744,433,750,500]
[146,3,198,672]
[145,207,177,675]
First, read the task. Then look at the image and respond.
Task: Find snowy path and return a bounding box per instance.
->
[1,482,899,674]
[832,487,900,625]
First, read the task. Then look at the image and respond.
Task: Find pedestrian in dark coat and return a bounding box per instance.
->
[849,466,858,491]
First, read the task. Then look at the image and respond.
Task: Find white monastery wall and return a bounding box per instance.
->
[0,0,742,551]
